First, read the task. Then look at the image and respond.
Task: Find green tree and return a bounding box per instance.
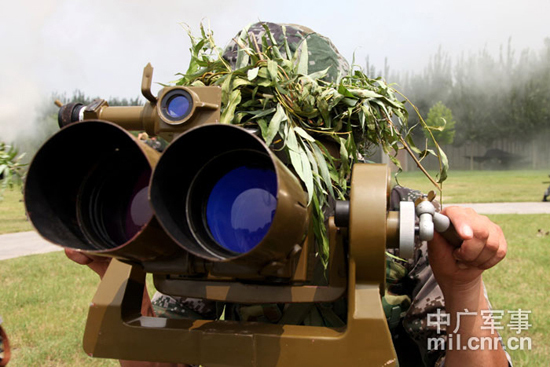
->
[423,101,456,146]
[0,142,26,197]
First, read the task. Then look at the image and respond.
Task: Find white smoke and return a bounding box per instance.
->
[1,0,548,152]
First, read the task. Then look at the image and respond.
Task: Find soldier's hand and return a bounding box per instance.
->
[427,206,507,295]
[64,249,111,279]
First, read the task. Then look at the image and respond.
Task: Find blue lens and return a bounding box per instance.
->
[206,166,277,254]
[167,95,190,119]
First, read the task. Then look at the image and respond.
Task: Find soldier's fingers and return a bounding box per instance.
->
[466,223,504,266]
[478,231,507,270]
[443,208,493,262]
[441,206,478,241]
[464,225,501,266]
[64,248,93,265]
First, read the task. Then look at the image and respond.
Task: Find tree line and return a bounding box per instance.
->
[13,91,141,164]
[376,38,550,146]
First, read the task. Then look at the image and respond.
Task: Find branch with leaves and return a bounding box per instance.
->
[174,24,447,266]
[0,142,26,198]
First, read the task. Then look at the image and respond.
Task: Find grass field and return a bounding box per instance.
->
[395,169,549,203]
[1,169,548,235]
[1,173,549,366]
[0,215,549,366]
[0,254,156,366]
[0,189,32,234]
[481,214,550,366]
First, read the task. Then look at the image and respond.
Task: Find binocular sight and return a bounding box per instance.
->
[23,64,461,366]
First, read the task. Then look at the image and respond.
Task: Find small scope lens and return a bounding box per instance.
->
[166,95,191,119]
[206,166,277,254]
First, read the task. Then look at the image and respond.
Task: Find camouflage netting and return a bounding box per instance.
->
[175,22,446,265]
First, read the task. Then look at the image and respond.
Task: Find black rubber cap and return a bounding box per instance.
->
[334,200,350,228]
[58,103,84,128]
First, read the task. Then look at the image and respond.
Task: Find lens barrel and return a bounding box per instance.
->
[24,120,182,261]
[150,124,309,265]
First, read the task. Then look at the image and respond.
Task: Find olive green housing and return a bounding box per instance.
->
[24,64,401,366]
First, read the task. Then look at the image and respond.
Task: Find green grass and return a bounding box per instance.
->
[395,169,549,203]
[0,215,548,366]
[0,188,32,234]
[0,253,156,366]
[483,214,550,366]
[1,170,548,236]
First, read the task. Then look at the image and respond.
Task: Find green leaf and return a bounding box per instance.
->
[308,66,330,81]
[257,118,268,140]
[220,74,233,105]
[220,89,241,124]
[265,104,286,146]
[312,143,335,198]
[337,84,355,98]
[436,146,449,183]
[233,77,251,88]
[299,145,314,203]
[296,39,309,75]
[294,126,315,142]
[247,107,276,120]
[267,60,278,81]
[281,25,293,59]
[247,67,260,81]
[348,88,383,99]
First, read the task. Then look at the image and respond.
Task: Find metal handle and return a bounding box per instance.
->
[433,212,463,248]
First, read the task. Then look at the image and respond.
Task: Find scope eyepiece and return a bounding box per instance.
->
[160,89,194,124]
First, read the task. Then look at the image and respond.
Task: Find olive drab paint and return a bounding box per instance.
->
[24,64,400,366]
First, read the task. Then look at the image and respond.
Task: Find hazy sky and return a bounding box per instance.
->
[1,0,549,142]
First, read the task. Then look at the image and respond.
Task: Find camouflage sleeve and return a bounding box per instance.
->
[390,186,513,367]
[0,316,10,367]
[150,293,217,320]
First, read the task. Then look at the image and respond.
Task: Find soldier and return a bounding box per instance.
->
[543,175,549,202]
[66,23,511,367]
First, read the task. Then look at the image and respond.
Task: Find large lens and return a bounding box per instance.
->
[206,166,277,254]
[167,95,190,119]
[78,161,153,249]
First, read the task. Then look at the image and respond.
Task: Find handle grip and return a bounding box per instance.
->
[433,213,463,248]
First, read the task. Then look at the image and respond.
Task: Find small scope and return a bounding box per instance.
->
[161,89,193,122]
